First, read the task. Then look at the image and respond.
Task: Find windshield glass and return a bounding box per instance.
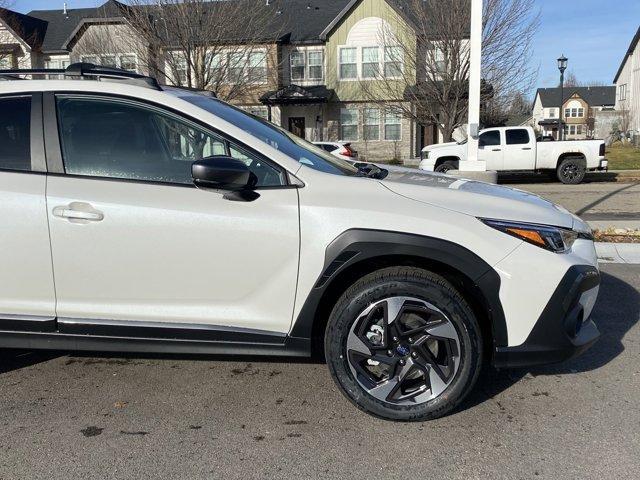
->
[178,93,360,176]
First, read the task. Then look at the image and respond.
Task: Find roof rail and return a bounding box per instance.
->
[0,62,162,90]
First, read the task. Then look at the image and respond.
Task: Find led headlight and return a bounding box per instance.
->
[480,219,592,253]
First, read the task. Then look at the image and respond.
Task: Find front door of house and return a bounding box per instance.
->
[288,117,306,139]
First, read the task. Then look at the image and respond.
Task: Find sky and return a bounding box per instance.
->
[9,0,640,93]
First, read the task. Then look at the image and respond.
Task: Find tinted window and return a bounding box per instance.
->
[321,144,336,152]
[0,96,31,171]
[479,131,500,147]
[56,96,285,186]
[178,93,360,176]
[506,129,530,145]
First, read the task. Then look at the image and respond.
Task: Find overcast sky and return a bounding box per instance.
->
[11,0,640,92]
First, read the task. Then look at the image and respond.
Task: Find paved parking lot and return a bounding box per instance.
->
[1,263,638,480]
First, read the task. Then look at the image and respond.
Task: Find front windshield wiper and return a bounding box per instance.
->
[354,162,389,179]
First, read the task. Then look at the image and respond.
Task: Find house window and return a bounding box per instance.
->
[81,56,98,65]
[227,52,245,84]
[207,52,224,83]
[290,51,305,81]
[363,108,380,140]
[339,48,357,79]
[308,51,323,80]
[548,108,556,118]
[101,55,117,68]
[576,125,583,135]
[340,108,358,141]
[384,46,403,78]
[384,110,402,141]
[172,53,188,85]
[619,84,627,101]
[120,55,137,72]
[362,47,379,79]
[248,51,267,83]
[81,54,137,73]
[243,105,269,120]
[577,107,584,117]
[0,56,12,68]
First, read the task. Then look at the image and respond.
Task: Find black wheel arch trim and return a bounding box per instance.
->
[289,229,508,351]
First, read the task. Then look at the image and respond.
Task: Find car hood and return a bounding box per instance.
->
[379,169,575,229]
[422,142,459,152]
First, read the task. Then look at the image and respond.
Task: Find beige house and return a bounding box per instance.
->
[1,0,460,162]
[614,26,640,136]
[532,86,616,140]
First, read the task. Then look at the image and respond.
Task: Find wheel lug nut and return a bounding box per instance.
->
[411,352,417,358]
[399,359,405,365]
[387,350,393,356]
[408,337,413,343]
[392,336,398,342]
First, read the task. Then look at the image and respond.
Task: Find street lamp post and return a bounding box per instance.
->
[557,55,568,141]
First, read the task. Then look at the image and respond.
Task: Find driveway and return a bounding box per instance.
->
[0,263,638,479]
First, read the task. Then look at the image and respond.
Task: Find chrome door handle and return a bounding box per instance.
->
[53,204,104,222]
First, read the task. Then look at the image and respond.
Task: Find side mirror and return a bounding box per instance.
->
[192,156,259,201]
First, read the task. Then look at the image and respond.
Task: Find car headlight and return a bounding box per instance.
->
[480,219,593,253]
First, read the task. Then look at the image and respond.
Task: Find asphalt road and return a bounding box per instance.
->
[509,181,640,223]
[1,263,638,479]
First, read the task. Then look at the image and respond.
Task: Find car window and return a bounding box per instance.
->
[55,96,285,187]
[321,144,336,152]
[479,131,500,147]
[178,93,360,176]
[506,129,530,145]
[0,96,31,172]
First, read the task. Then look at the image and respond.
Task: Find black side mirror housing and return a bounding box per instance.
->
[192,157,259,201]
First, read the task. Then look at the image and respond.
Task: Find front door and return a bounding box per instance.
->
[478,129,504,170]
[46,94,300,334]
[288,117,306,139]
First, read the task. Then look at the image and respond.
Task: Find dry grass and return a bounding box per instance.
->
[606,143,640,170]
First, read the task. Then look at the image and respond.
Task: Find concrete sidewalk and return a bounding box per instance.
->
[596,243,640,264]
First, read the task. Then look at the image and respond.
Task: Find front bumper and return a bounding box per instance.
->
[493,264,601,368]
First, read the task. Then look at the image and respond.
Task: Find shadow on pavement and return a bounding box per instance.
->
[498,172,627,185]
[461,270,640,412]
[0,350,61,375]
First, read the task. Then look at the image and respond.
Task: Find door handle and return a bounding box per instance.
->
[492,148,502,152]
[53,203,104,222]
[522,147,532,150]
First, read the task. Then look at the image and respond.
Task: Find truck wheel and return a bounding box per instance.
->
[557,157,586,184]
[435,161,458,173]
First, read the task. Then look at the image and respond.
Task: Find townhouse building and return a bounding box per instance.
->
[614,26,640,136]
[532,86,616,140]
[0,0,458,162]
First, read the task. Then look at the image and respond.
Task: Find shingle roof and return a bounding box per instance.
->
[26,0,125,53]
[24,0,353,53]
[614,26,640,83]
[536,86,616,108]
[0,7,48,50]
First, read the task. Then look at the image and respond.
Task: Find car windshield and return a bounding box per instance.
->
[177,92,360,176]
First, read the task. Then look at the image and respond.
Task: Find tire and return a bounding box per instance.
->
[434,160,458,173]
[556,157,586,184]
[324,267,483,422]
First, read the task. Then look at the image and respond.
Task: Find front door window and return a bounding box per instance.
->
[288,117,306,139]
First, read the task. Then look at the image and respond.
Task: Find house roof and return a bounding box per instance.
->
[260,84,334,105]
[26,0,125,53]
[22,0,353,53]
[614,26,640,83]
[535,86,616,108]
[0,7,48,50]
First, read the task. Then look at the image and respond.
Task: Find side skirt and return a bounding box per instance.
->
[0,316,311,357]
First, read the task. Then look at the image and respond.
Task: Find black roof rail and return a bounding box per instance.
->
[0,63,162,90]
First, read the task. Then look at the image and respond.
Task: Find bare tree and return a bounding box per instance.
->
[360,0,539,142]
[117,0,285,103]
[563,71,579,88]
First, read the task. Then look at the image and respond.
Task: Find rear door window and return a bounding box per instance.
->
[506,129,530,145]
[0,96,32,172]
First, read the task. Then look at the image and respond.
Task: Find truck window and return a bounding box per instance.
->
[479,131,500,147]
[506,129,530,145]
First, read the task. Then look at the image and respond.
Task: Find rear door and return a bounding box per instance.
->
[502,128,536,170]
[0,93,56,329]
[478,129,504,170]
[44,93,300,336]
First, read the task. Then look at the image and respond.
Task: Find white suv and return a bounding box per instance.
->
[0,65,601,421]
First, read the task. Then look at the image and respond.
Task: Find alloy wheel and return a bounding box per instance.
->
[346,297,461,405]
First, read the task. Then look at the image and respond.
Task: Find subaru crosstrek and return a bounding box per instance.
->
[0,65,600,421]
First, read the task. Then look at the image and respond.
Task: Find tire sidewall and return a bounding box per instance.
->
[557,157,586,184]
[325,271,482,421]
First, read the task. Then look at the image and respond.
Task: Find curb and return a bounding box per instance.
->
[596,242,640,264]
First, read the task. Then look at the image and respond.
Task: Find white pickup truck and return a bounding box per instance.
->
[419,126,608,184]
